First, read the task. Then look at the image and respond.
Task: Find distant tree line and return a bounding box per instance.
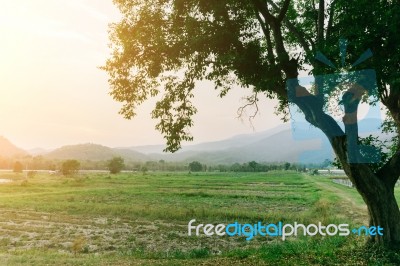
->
[207,161,308,173]
[0,155,332,174]
[187,160,329,173]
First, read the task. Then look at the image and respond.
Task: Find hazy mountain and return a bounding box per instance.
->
[0,136,27,157]
[143,127,334,164]
[129,123,291,154]
[45,143,147,161]
[126,144,166,154]
[112,148,149,161]
[181,123,291,152]
[130,119,388,164]
[36,118,390,164]
[28,147,52,156]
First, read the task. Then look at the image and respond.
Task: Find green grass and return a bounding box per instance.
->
[0,171,398,265]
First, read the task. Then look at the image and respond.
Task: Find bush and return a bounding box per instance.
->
[13,161,23,173]
[311,169,319,175]
[189,161,203,172]
[108,156,125,174]
[141,166,148,175]
[61,160,80,176]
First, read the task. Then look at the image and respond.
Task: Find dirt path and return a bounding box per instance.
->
[305,175,369,225]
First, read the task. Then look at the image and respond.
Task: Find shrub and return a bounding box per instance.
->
[141,166,148,175]
[189,161,202,172]
[13,161,23,173]
[108,156,125,174]
[61,160,80,176]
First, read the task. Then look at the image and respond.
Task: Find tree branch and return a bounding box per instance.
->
[317,0,325,44]
[237,92,260,127]
[312,0,318,36]
[326,0,336,39]
[266,0,314,55]
[255,11,275,65]
[251,0,276,25]
[252,0,290,70]
[376,151,400,187]
[384,87,400,128]
[284,18,314,55]
[277,0,291,22]
[288,82,388,194]
[377,86,400,185]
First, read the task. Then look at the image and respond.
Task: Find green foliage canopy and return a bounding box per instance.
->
[103,0,400,159]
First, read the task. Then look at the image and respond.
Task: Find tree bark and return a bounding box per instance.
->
[340,86,400,247]
[354,172,400,247]
[331,100,400,248]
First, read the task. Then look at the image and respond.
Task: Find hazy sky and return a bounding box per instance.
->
[0,0,284,150]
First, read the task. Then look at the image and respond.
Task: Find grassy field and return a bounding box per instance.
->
[0,171,398,265]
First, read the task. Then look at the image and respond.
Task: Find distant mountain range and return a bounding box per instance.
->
[0,119,392,164]
[0,136,27,157]
[45,144,148,162]
[137,124,333,164]
[127,123,291,154]
[0,124,335,164]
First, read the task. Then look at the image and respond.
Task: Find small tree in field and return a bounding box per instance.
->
[61,160,80,176]
[13,161,23,173]
[141,166,148,175]
[249,161,259,172]
[108,156,125,174]
[189,161,203,172]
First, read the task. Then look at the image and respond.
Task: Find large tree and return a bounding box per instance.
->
[103,0,400,247]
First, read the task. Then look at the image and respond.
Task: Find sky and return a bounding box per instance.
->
[0,0,283,150]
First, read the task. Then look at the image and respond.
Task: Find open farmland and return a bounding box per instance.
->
[0,171,398,265]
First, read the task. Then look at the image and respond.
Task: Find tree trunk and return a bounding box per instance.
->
[352,173,400,248]
[340,86,400,248]
[285,64,400,249]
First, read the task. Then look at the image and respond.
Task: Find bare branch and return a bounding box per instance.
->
[237,92,260,128]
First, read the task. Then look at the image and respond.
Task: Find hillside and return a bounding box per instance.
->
[145,127,333,164]
[45,143,147,161]
[0,136,27,157]
[139,119,389,164]
[129,124,291,154]
[35,119,391,164]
